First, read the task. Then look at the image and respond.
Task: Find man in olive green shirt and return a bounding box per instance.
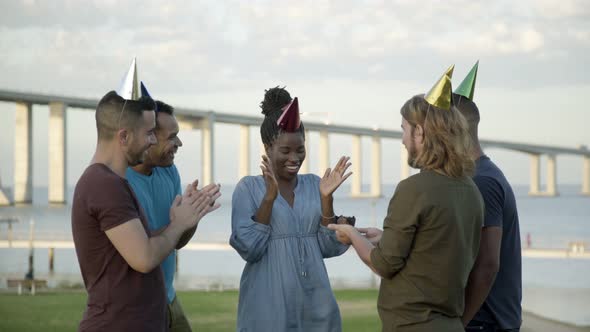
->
[366,170,483,331]
[330,85,484,331]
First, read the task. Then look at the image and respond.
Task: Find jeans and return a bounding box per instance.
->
[466,320,520,332]
[167,296,192,332]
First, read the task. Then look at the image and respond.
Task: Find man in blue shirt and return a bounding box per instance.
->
[454,72,522,331]
[127,98,221,332]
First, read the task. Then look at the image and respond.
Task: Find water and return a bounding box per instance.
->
[1,183,589,325]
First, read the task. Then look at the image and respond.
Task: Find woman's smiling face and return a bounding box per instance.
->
[266,132,306,182]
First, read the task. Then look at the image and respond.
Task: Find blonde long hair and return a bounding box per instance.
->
[400,94,474,178]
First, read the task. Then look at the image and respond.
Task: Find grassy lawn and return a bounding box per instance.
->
[0,289,381,332]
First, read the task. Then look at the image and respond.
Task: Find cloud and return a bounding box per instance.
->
[531,0,590,20]
[0,0,589,96]
[431,24,545,56]
[0,0,589,188]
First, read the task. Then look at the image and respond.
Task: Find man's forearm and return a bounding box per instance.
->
[146,223,186,271]
[176,225,198,249]
[349,231,381,275]
[462,266,497,325]
[106,218,189,274]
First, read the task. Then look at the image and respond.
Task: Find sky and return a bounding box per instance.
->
[0,0,589,191]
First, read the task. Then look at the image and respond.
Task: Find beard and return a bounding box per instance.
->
[127,157,143,167]
[406,144,420,169]
[158,149,176,167]
[126,145,148,166]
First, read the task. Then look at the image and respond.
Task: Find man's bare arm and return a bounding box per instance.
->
[106,218,185,273]
[462,226,502,326]
[106,188,213,273]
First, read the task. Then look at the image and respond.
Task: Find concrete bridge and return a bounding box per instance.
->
[0,89,588,205]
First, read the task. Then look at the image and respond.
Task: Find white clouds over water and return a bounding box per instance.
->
[0,0,588,186]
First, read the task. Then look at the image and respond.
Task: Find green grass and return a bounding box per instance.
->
[0,289,381,332]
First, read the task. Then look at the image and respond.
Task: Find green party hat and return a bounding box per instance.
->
[454,61,479,100]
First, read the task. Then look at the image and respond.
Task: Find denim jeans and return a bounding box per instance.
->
[466,320,520,332]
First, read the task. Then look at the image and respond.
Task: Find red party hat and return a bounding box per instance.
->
[277,97,301,132]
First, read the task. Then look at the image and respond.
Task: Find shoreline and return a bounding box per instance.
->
[1,240,588,259]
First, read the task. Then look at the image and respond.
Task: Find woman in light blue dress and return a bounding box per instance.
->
[230,87,352,332]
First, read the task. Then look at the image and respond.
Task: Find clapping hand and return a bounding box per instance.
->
[188,179,222,213]
[170,183,214,230]
[260,155,278,201]
[319,156,352,197]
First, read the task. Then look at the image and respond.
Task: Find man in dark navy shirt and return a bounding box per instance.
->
[454,81,522,331]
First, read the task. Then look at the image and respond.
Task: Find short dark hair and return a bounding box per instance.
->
[452,93,480,143]
[155,100,174,116]
[259,86,305,146]
[95,91,156,140]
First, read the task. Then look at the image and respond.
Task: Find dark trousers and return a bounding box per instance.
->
[466,320,520,332]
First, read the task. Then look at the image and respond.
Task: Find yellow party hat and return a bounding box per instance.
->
[424,65,454,110]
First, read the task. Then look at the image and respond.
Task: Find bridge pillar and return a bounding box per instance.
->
[239,125,250,178]
[371,136,382,197]
[351,135,362,196]
[400,144,410,180]
[14,102,33,204]
[49,102,67,204]
[300,130,309,174]
[177,116,196,131]
[199,113,215,185]
[583,156,590,196]
[0,175,9,206]
[529,154,540,195]
[319,130,329,174]
[545,154,558,196]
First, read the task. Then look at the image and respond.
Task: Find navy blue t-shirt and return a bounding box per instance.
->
[472,155,522,329]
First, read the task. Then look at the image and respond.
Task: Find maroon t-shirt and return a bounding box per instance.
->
[72,163,167,332]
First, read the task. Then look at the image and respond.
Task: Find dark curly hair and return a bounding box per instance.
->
[259,86,305,146]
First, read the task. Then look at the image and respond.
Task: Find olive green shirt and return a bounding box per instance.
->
[371,170,484,332]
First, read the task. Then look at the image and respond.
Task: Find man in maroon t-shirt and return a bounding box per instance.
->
[72,91,219,331]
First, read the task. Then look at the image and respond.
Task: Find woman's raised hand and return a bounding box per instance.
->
[261,155,278,201]
[319,156,352,197]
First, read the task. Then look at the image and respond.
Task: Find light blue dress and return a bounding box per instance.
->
[230,174,349,332]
